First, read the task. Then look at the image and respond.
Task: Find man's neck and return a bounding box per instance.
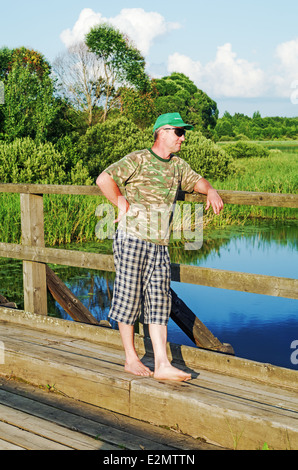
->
[151,143,171,160]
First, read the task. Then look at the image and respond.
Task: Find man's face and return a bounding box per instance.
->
[160,127,186,153]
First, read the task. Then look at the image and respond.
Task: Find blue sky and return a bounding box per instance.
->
[1,0,298,117]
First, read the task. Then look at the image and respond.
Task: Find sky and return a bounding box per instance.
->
[1,0,298,117]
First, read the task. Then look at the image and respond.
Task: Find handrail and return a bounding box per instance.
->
[0,183,297,207]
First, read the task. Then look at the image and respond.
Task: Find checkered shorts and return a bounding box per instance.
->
[108,230,172,325]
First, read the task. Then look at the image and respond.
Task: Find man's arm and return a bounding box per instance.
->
[193,178,224,215]
[96,171,129,223]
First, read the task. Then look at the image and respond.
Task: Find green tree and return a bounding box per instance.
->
[85,23,150,122]
[2,47,58,142]
[153,73,218,137]
[119,85,156,129]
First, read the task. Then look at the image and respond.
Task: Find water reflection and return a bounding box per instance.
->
[0,220,297,370]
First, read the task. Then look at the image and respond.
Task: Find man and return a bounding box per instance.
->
[96,112,223,381]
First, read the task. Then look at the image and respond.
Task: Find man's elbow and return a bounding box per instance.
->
[96,171,109,188]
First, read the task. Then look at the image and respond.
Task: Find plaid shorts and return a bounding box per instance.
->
[109,230,172,325]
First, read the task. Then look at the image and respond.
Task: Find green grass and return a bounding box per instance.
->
[206,145,298,225]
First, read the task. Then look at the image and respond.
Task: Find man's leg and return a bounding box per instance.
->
[148,324,191,381]
[118,322,152,376]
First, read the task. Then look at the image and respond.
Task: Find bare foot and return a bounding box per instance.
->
[124,359,153,377]
[154,364,191,382]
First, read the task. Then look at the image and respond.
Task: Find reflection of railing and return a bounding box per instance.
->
[0,183,297,321]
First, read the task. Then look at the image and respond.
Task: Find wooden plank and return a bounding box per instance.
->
[171,263,298,299]
[0,183,297,207]
[5,244,298,298]
[20,193,47,316]
[0,420,72,450]
[0,390,177,451]
[0,404,118,450]
[0,438,25,450]
[170,289,234,354]
[184,189,298,208]
[0,242,296,298]
[0,183,102,196]
[46,265,102,326]
[0,378,220,450]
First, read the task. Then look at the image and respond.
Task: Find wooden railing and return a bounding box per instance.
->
[0,183,297,321]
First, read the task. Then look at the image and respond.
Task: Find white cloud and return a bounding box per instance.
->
[60,8,180,56]
[168,43,267,98]
[60,8,106,48]
[272,38,298,97]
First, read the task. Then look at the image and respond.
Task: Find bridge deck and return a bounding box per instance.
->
[0,309,297,450]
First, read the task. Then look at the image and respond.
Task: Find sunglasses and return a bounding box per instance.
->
[163,127,186,137]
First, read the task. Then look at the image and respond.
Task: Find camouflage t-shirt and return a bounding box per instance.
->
[105,148,202,245]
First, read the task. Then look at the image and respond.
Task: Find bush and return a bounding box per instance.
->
[77,117,153,179]
[0,137,66,184]
[180,131,238,180]
[0,137,92,185]
[224,141,270,159]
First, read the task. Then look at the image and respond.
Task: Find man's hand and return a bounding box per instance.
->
[114,196,130,223]
[96,172,130,223]
[193,178,224,215]
[205,188,224,215]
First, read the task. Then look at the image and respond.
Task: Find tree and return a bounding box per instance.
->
[119,85,156,129]
[153,73,218,137]
[53,42,106,127]
[85,23,150,121]
[2,47,58,142]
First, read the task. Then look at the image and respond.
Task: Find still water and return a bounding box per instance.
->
[168,222,298,371]
[0,220,297,370]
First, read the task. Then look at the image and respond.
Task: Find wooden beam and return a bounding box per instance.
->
[170,289,234,354]
[183,190,298,208]
[171,263,298,299]
[0,183,297,208]
[0,243,297,299]
[46,266,109,327]
[20,194,47,316]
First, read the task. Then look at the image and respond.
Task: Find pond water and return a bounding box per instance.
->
[0,220,297,370]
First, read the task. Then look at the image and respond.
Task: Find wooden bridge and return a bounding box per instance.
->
[0,183,297,450]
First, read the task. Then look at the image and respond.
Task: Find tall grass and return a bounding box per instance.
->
[0,193,105,246]
[207,149,298,225]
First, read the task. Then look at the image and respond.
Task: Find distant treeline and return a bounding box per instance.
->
[214,111,298,142]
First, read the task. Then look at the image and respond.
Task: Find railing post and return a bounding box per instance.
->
[20,193,48,315]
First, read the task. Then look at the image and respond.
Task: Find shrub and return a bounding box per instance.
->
[0,137,66,184]
[0,137,92,185]
[77,117,153,180]
[180,131,238,180]
[224,141,270,159]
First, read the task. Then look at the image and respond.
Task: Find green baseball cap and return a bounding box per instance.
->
[153,112,194,132]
